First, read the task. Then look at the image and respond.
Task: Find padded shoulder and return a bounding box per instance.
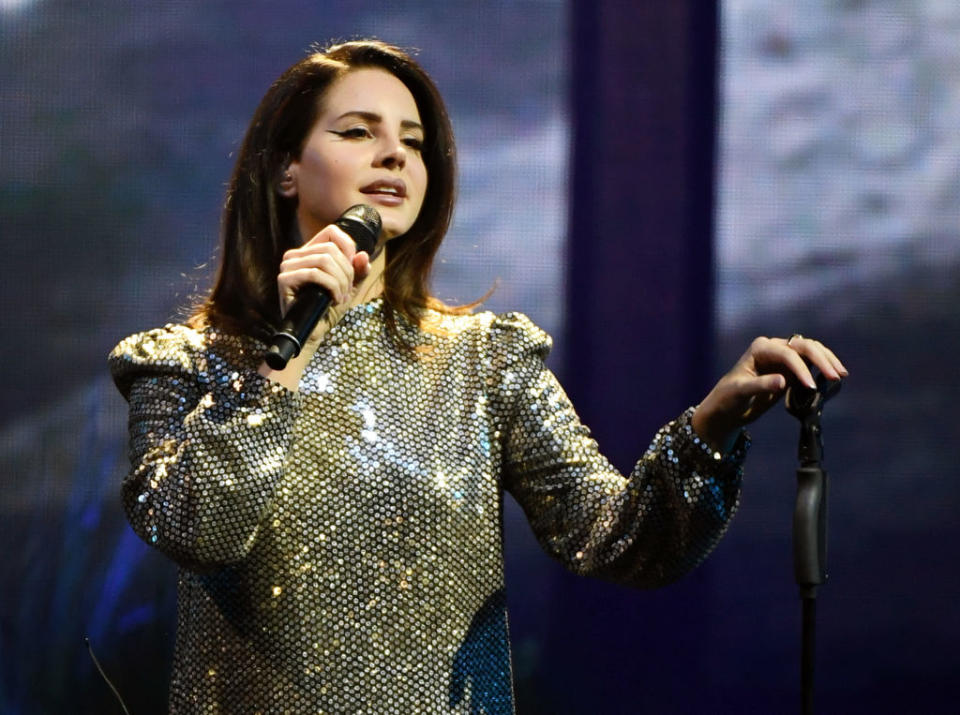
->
[108,324,262,398]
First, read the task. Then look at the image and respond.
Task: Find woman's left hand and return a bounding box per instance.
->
[691,335,848,452]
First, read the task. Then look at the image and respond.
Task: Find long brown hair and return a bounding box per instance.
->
[191,40,462,342]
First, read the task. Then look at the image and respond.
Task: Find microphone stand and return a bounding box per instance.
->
[785,372,841,715]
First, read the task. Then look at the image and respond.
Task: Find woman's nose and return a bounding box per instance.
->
[376,139,406,170]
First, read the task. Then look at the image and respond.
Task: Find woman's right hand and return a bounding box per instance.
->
[277,224,371,325]
[259,224,373,389]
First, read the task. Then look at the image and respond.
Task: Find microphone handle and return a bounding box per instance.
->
[264,284,333,370]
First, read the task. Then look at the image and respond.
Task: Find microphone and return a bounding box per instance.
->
[264,204,382,370]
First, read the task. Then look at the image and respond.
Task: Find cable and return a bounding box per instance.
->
[85,636,132,715]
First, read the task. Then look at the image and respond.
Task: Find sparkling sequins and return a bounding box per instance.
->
[109,300,746,713]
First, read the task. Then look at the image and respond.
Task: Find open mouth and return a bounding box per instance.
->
[360,179,407,199]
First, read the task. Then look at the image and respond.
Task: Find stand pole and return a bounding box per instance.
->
[801,596,816,715]
[785,372,841,715]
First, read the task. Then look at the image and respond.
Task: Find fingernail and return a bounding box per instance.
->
[806,378,817,389]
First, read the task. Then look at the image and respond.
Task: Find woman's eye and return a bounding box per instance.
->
[403,137,424,151]
[334,127,371,139]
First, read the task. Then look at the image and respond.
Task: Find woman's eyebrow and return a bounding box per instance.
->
[333,110,423,132]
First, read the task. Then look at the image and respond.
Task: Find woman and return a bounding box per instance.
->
[110,40,846,713]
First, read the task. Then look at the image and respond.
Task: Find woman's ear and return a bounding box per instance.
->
[277,158,298,198]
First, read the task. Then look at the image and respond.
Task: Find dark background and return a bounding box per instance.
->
[1,1,958,713]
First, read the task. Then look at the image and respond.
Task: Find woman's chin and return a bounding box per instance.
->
[379,219,415,242]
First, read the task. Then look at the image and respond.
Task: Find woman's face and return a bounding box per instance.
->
[285,67,428,242]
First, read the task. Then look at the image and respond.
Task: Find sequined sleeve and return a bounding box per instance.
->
[492,313,747,588]
[108,325,302,569]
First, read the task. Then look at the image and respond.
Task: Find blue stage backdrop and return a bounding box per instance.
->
[1,1,958,713]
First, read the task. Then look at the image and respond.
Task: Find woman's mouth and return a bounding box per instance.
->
[360,179,407,204]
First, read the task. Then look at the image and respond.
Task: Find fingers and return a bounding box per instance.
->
[280,247,353,300]
[302,224,357,261]
[278,227,362,312]
[284,225,373,289]
[750,337,818,388]
[746,335,849,391]
[353,251,371,281]
[783,335,848,380]
[728,372,787,404]
[752,372,787,393]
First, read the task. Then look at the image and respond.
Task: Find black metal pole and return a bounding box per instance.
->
[786,371,841,715]
[801,596,816,715]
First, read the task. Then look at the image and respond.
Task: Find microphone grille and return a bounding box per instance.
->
[337,204,383,255]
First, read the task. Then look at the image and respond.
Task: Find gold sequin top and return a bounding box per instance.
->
[109,299,747,714]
